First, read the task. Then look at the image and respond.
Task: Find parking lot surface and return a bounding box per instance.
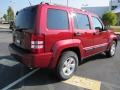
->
[0,28,120,90]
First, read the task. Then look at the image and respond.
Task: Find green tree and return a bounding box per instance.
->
[102,12,117,26]
[3,14,7,21]
[7,6,14,21]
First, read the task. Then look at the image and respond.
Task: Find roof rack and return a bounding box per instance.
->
[40,1,88,12]
[40,1,54,5]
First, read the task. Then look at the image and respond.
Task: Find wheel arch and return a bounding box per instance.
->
[60,47,81,63]
[48,39,84,69]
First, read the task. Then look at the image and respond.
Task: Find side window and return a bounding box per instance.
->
[47,9,69,30]
[92,17,103,30]
[74,13,90,30]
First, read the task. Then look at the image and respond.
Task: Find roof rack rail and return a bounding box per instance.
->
[40,1,54,5]
[40,1,88,12]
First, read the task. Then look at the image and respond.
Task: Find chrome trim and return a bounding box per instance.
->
[83,43,108,51]
[82,50,106,60]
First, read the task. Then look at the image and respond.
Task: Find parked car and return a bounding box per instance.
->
[1,21,9,24]
[9,3,118,80]
[9,21,15,31]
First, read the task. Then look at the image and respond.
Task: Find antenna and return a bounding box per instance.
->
[50,0,52,3]
[28,0,32,6]
[67,0,68,7]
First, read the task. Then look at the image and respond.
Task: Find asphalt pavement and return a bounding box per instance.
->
[0,28,120,90]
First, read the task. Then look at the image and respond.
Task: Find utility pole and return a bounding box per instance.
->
[50,0,52,3]
[28,0,32,6]
[67,0,68,7]
[110,0,113,10]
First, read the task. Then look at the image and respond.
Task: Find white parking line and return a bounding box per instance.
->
[2,68,40,90]
[0,59,19,67]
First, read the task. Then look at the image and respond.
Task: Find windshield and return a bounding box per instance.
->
[15,6,37,30]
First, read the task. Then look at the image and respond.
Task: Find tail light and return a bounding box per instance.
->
[31,34,44,53]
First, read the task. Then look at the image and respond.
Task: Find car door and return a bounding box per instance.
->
[72,12,95,58]
[91,16,109,53]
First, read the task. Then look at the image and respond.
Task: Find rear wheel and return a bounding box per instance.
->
[56,51,78,80]
[106,41,117,57]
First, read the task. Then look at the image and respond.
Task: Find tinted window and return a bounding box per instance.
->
[15,6,37,30]
[74,13,90,30]
[47,9,69,30]
[92,17,103,30]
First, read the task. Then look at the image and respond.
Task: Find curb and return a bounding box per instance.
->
[0,28,9,29]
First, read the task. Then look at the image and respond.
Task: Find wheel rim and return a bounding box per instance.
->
[62,57,76,76]
[110,43,116,56]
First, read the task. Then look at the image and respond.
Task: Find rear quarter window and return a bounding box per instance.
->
[47,9,69,30]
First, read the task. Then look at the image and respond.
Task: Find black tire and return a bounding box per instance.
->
[56,51,78,80]
[106,41,117,57]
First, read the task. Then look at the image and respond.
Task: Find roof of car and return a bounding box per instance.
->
[39,3,97,16]
[18,2,97,17]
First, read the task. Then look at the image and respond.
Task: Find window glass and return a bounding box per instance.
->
[92,17,103,30]
[15,6,37,30]
[47,9,69,30]
[74,13,90,30]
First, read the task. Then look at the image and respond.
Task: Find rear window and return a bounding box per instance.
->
[47,9,69,30]
[15,6,37,30]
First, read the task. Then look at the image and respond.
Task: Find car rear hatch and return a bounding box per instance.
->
[13,5,44,53]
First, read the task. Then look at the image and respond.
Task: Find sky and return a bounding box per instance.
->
[0,0,110,17]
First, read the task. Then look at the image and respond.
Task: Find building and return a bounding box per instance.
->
[82,6,109,17]
[82,0,120,25]
[110,0,120,25]
[110,0,120,10]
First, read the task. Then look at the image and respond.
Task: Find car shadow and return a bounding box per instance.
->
[10,53,111,89]
[0,52,117,89]
[0,55,33,89]
[0,55,13,61]
[0,55,60,89]
[10,69,61,89]
[80,53,108,65]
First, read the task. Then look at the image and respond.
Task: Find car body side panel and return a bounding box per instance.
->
[48,39,84,69]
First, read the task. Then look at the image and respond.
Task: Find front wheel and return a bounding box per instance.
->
[106,41,117,57]
[56,51,78,80]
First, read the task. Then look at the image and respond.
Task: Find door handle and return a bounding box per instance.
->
[93,32,100,35]
[93,32,96,35]
[74,32,81,36]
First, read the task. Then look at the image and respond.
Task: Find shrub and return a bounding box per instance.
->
[102,12,117,26]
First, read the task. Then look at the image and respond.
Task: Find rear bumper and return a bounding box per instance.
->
[9,44,53,68]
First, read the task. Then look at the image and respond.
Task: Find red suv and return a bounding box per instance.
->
[9,3,118,80]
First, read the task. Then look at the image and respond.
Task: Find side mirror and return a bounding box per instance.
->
[95,27,103,32]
